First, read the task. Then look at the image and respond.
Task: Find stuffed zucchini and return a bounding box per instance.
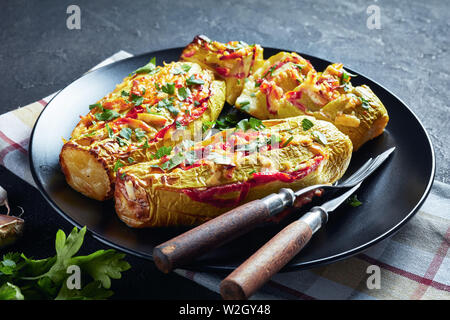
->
[114,115,353,227]
[180,35,264,105]
[234,52,389,150]
[60,60,226,200]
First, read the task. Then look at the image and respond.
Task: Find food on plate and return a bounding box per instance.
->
[180,35,264,105]
[60,60,226,200]
[233,52,389,150]
[114,115,353,227]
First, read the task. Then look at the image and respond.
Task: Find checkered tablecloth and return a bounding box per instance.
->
[1,51,448,300]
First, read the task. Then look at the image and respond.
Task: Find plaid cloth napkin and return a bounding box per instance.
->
[1,51,449,300]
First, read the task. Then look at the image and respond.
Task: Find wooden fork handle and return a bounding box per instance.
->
[220,207,328,300]
[153,189,296,273]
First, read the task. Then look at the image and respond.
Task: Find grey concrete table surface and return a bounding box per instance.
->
[0,0,449,299]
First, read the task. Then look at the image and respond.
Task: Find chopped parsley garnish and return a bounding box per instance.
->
[236,117,265,132]
[161,83,175,95]
[106,124,114,138]
[113,159,124,172]
[141,139,150,149]
[152,146,172,159]
[359,97,370,109]
[249,170,257,175]
[175,121,185,129]
[119,127,132,140]
[182,64,192,72]
[215,112,240,130]
[239,100,251,112]
[127,157,135,163]
[177,87,191,101]
[116,137,128,147]
[186,75,205,86]
[194,101,200,106]
[95,109,120,121]
[301,118,314,131]
[340,69,357,83]
[134,128,146,141]
[347,194,362,207]
[202,120,215,132]
[89,103,102,110]
[157,98,179,116]
[160,152,185,170]
[121,91,129,97]
[312,130,328,145]
[133,57,157,75]
[129,93,144,106]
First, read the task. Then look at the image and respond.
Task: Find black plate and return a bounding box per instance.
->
[29,47,435,272]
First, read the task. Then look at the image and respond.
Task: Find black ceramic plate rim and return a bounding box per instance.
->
[29,47,435,272]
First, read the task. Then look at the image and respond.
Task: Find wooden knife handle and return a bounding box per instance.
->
[153,189,295,273]
[220,207,327,300]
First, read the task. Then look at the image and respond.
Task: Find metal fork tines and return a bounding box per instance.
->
[294,147,395,197]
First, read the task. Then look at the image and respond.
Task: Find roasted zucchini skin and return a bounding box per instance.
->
[114,116,352,227]
[60,61,226,200]
[235,52,389,150]
[180,35,264,105]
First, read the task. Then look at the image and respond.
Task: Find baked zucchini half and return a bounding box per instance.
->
[235,53,389,150]
[114,115,352,227]
[60,60,226,200]
[180,35,264,105]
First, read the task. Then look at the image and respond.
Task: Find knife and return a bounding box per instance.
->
[220,182,362,300]
[153,148,395,274]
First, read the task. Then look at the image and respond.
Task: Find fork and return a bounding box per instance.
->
[153,147,396,273]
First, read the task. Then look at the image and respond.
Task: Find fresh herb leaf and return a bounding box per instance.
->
[0,227,130,300]
[121,91,129,97]
[106,124,114,138]
[341,69,357,83]
[113,160,124,172]
[182,64,192,72]
[239,100,250,112]
[119,127,132,140]
[129,94,144,106]
[359,96,370,109]
[116,137,128,147]
[157,98,179,116]
[141,139,150,149]
[186,75,205,86]
[134,128,146,141]
[89,103,102,110]
[161,83,175,95]
[160,152,185,170]
[249,117,265,131]
[177,87,191,101]
[347,194,362,207]
[0,282,24,300]
[133,57,156,75]
[127,157,134,163]
[152,146,172,159]
[202,120,215,132]
[95,109,120,121]
[301,118,314,131]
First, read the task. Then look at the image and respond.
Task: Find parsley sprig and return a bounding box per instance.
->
[0,227,130,300]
